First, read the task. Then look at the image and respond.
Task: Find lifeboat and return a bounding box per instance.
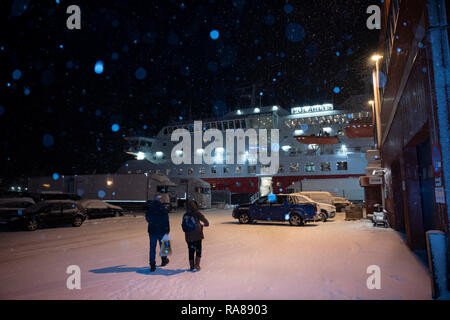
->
[345,119,374,138]
[295,135,340,145]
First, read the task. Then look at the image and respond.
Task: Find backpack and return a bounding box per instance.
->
[182,213,198,233]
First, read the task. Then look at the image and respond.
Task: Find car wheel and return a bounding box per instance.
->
[319,212,327,222]
[26,218,38,231]
[238,212,251,224]
[72,216,84,227]
[289,213,304,226]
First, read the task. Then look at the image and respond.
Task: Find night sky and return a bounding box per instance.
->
[1,0,379,181]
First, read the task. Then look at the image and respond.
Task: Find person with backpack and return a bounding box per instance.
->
[182,200,209,271]
[145,194,170,272]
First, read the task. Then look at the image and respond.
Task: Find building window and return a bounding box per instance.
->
[305,163,316,172]
[290,163,299,172]
[337,161,348,171]
[320,162,331,171]
[211,167,217,174]
[248,166,256,174]
[236,166,242,173]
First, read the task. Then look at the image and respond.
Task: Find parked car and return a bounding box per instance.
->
[78,199,124,218]
[232,194,319,226]
[21,200,86,231]
[332,197,352,212]
[0,197,36,226]
[288,194,331,222]
[298,192,336,220]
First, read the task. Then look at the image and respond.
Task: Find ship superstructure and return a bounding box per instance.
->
[120,102,375,201]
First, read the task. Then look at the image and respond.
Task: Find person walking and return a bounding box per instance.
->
[145,194,170,272]
[183,200,209,271]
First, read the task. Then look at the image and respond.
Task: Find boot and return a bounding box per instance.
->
[194,256,201,271]
[189,260,195,271]
[150,264,156,272]
[161,257,169,267]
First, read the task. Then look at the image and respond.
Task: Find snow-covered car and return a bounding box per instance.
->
[232,194,319,226]
[78,200,124,218]
[332,197,352,212]
[0,197,36,226]
[22,200,86,231]
[297,192,336,220]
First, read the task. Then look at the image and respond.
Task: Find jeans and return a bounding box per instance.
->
[187,240,202,261]
[149,233,168,266]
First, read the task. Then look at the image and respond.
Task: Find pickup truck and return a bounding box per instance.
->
[232,194,319,226]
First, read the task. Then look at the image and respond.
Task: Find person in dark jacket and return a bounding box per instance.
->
[145,194,170,272]
[184,200,209,271]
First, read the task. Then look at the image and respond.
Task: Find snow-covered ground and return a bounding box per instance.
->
[0,209,432,299]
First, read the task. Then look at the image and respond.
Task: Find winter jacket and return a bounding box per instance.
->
[184,207,209,243]
[145,200,170,235]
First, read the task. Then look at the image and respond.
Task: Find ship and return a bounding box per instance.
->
[119,99,375,204]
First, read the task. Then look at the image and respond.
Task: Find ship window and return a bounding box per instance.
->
[248,166,256,174]
[211,183,216,188]
[177,168,183,175]
[305,163,316,172]
[228,121,234,129]
[188,168,193,175]
[236,166,242,173]
[166,169,171,175]
[235,120,241,129]
[211,167,217,174]
[168,127,174,134]
[289,163,299,172]
[337,161,348,171]
[217,122,222,131]
[199,167,205,174]
[223,122,228,130]
[223,167,229,174]
[163,128,168,135]
[278,165,285,173]
[236,182,241,187]
[211,122,217,129]
[206,123,211,130]
[241,120,246,129]
[189,125,194,133]
[338,130,345,136]
[321,162,331,171]
[276,182,282,187]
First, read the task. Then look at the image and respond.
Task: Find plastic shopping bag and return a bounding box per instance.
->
[160,234,172,257]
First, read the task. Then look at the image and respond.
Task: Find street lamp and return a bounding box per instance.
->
[371,54,383,149]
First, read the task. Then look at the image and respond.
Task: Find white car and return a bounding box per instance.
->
[291,194,336,222]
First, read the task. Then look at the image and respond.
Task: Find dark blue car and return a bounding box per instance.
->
[232,194,319,226]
